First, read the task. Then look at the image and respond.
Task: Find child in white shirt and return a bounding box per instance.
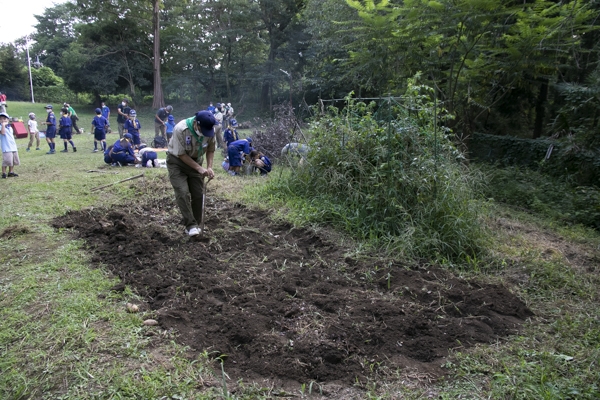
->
[26,113,40,151]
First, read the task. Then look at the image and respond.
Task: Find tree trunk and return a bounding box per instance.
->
[152,0,164,109]
[533,79,548,139]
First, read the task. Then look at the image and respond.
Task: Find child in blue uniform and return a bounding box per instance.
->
[42,105,57,154]
[123,110,142,149]
[138,144,158,167]
[227,137,252,175]
[250,150,272,175]
[92,108,110,153]
[106,133,137,166]
[59,108,76,152]
[165,114,175,141]
[223,118,239,147]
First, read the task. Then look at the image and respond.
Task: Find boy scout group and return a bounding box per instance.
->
[6,99,272,238]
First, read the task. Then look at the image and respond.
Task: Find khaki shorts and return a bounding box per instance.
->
[2,151,20,167]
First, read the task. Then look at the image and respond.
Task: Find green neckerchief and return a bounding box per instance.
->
[185,117,206,161]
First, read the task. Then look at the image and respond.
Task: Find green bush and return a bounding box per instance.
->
[480,165,600,229]
[264,78,488,261]
[33,85,77,105]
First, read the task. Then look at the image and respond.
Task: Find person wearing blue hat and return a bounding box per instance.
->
[227,137,252,176]
[124,109,142,149]
[166,110,216,237]
[106,133,137,166]
[223,118,239,147]
[91,108,110,152]
[165,114,175,141]
[41,104,57,154]
[58,107,76,152]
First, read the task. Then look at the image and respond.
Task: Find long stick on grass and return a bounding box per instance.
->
[90,173,144,192]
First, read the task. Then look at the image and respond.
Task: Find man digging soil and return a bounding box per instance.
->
[166,110,216,238]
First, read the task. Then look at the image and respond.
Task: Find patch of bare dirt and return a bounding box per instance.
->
[1,225,32,239]
[52,200,533,387]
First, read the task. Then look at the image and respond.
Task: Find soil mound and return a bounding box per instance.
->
[53,199,532,385]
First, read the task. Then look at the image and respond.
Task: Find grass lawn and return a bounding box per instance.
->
[1,102,599,399]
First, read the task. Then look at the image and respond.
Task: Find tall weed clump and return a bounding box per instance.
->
[268,79,488,261]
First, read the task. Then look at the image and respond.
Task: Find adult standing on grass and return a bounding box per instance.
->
[64,103,82,134]
[155,105,173,138]
[42,104,57,154]
[117,99,131,139]
[0,112,20,178]
[225,102,234,127]
[166,110,216,237]
[213,104,225,150]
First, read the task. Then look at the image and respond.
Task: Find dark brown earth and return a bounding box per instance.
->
[52,195,533,387]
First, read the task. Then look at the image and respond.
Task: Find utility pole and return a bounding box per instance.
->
[26,36,35,103]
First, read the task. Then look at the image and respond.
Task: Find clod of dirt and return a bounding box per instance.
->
[1,225,32,239]
[53,200,533,387]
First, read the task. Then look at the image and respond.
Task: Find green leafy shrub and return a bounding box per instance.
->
[264,78,488,261]
[480,165,600,229]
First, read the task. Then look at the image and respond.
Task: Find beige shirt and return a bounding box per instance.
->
[168,119,216,164]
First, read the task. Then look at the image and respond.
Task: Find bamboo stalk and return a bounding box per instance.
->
[90,173,145,192]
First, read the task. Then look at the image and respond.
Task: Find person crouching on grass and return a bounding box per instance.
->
[250,150,272,176]
[0,112,20,178]
[91,108,109,153]
[138,144,158,168]
[58,108,76,153]
[166,110,216,238]
[226,137,252,176]
[26,113,40,151]
[124,109,142,150]
[106,133,138,166]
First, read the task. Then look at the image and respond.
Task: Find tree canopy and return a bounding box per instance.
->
[1,0,596,146]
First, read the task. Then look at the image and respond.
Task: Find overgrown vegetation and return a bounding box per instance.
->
[479,164,600,229]
[261,79,488,261]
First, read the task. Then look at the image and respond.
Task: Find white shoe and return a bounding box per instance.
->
[186,227,200,236]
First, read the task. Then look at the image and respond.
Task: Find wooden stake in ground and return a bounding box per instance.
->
[91,173,145,192]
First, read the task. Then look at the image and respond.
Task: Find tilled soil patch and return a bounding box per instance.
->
[53,199,532,386]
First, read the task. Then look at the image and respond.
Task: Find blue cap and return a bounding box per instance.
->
[168,115,174,121]
[246,137,252,143]
[123,133,133,140]
[195,110,216,137]
[45,104,53,109]
[230,118,237,127]
[95,108,102,114]
[129,109,137,117]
